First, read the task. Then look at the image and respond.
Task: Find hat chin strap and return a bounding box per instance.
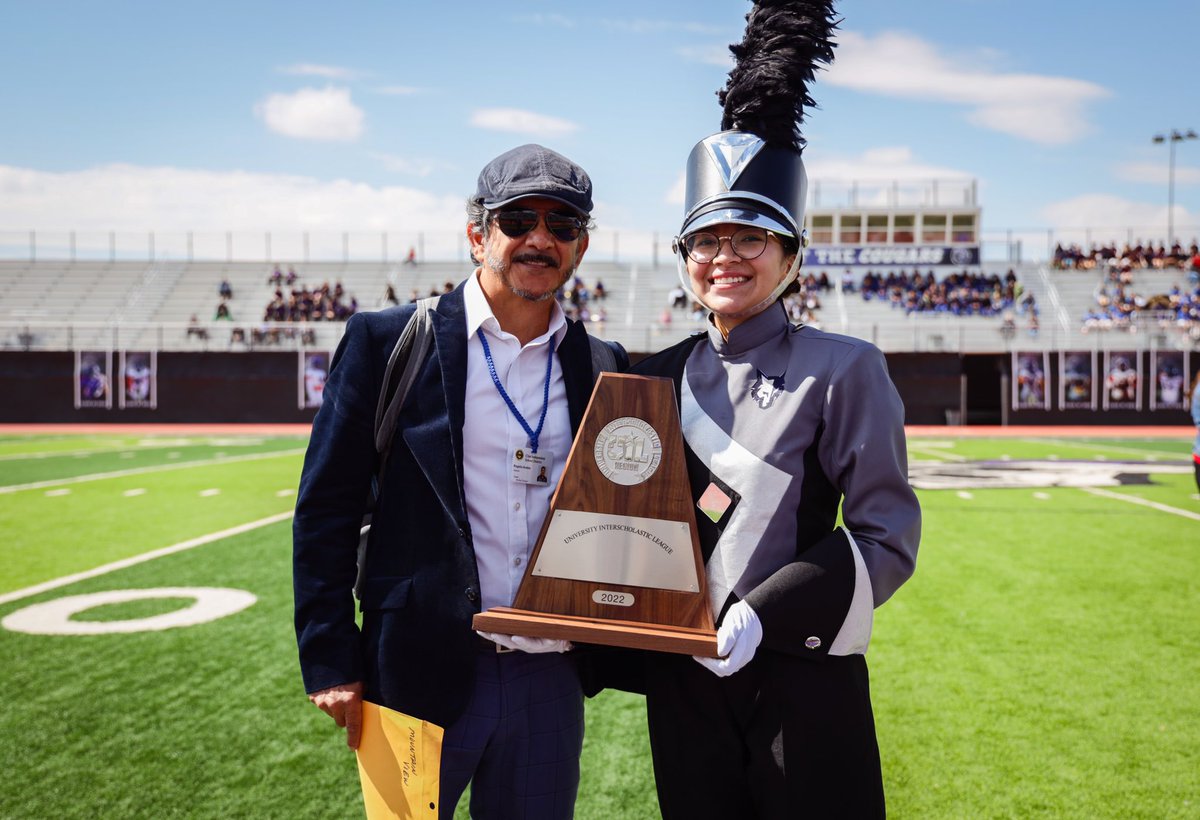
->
[676,251,803,325]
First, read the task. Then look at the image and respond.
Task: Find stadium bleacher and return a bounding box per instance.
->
[2,255,1197,355]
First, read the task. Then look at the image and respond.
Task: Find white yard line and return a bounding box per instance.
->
[0,447,120,462]
[1019,437,1184,460]
[0,510,295,607]
[1079,487,1200,522]
[0,448,306,495]
[908,446,968,462]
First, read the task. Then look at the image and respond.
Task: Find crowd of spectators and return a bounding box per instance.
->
[856,268,1024,317]
[1052,239,1200,276]
[198,266,362,347]
[1082,279,1200,337]
[262,280,359,323]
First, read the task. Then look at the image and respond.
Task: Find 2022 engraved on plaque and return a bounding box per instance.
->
[472,372,719,657]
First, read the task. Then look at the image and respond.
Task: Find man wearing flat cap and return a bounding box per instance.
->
[294,144,626,818]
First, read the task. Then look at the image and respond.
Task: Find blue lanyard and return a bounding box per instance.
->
[477,330,555,454]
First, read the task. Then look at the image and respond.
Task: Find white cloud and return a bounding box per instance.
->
[603,19,727,35]
[469,108,579,138]
[255,86,364,142]
[516,13,576,28]
[827,31,1109,145]
[279,63,360,80]
[1040,194,1197,239]
[0,163,465,233]
[665,172,687,205]
[1116,162,1200,186]
[807,146,972,182]
[676,45,732,67]
[664,146,974,206]
[371,153,456,177]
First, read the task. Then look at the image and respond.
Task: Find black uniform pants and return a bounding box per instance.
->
[645,651,885,819]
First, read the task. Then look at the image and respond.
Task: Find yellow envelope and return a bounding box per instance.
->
[355,700,444,819]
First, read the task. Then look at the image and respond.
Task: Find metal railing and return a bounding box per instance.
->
[4,314,1196,356]
[4,225,1197,266]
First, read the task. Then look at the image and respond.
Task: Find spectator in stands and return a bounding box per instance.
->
[186,314,209,341]
[403,246,418,266]
[215,302,232,321]
[668,284,688,309]
[381,284,400,307]
[219,278,233,299]
[593,279,606,300]
[840,268,856,293]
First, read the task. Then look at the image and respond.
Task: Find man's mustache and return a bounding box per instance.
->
[512,253,560,267]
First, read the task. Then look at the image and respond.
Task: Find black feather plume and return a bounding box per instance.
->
[718,0,839,151]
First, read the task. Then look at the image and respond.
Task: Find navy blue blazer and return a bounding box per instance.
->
[293,283,618,728]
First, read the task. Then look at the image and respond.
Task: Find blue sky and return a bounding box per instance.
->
[2,0,1198,258]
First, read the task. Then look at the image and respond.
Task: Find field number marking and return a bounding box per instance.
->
[2,587,257,635]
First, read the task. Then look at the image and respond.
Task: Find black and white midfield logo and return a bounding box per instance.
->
[594,416,663,486]
[907,460,1192,490]
[749,370,785,409]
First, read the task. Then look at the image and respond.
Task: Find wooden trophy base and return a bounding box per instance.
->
[474,607,719,657]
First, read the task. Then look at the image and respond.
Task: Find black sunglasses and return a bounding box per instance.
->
[492,209,586,242]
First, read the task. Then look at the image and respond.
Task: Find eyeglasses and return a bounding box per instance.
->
[681,227,772,263]
[492,209,586,242]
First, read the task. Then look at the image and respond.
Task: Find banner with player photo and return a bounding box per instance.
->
[1150,349,1189,411]
[1012,351,1049,410]
[1103,350,1141,410]
[74,350,112,409]
[1059,350,1097,410]
[299,351,330,409]
[119,350,157,409]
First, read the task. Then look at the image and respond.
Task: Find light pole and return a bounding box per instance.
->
[1151,129,1197,245]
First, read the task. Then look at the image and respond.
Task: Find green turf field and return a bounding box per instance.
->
[0,432,1196,818]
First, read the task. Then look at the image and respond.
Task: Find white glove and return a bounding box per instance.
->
[476,631,573,654]
[693,599,763,677]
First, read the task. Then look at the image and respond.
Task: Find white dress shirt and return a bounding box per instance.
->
[462,271,572,612]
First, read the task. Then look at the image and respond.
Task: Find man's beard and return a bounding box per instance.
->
[486,250,575,303]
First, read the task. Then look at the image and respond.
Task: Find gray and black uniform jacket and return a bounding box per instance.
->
[631,302,920,657]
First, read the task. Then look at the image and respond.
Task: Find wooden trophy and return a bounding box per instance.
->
[473,372,718,656]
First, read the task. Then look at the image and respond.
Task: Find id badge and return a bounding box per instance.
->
[512,447,554,485]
